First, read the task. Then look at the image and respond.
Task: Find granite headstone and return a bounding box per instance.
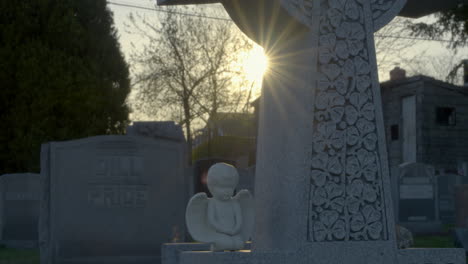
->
[39,135,187,264]
[0,173,41,248]
[397,162,442,234]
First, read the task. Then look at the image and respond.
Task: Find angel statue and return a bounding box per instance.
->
[185,163,254,251]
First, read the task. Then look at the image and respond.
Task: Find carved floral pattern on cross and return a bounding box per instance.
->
[305,0,397,242]
[280,0,399,30]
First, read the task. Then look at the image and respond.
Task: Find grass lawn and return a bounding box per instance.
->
[413,225,458,248]
[0,247,39,264]
[413,235,455,248]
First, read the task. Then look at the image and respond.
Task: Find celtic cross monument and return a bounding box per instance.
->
[157,0,466,264]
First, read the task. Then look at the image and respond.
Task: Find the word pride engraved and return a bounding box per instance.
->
[88,185,148,208]
[88,156,148,208]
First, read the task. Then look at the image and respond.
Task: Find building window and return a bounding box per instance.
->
[436,107,456,126]
[390,125,399,140]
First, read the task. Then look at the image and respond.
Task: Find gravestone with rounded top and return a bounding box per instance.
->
[0,173,41,249]
[156,0,466,264]
[397,162,442,234]
[40,135,187,264]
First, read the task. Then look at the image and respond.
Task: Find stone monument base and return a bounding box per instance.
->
[163,244,465,264]
[50,256,160,264]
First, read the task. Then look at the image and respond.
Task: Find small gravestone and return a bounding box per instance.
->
[0,173,41,248]
[397,162,442,234]
[40,135,187,264]
[438,169,463,224]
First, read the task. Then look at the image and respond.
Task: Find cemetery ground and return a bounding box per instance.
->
[0,232,462,264]
[0,245,39,264]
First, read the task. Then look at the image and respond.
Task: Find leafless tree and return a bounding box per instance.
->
[127,6,253,163]
[375,16,467,84]
[375,17,420,81]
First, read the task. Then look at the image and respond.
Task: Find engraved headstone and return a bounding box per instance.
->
[156,0,466,264]
[397,163,442,234]
[39,135,187,264]
[0,173,41,249]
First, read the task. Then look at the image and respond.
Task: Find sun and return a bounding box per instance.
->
[243,45,269,84]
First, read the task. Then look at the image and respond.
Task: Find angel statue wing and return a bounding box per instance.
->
[234,189,255,241]
[185,192,218,243]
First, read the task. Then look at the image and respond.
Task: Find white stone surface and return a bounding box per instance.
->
[157,0,466,264]
[40,135,187,264]
[186,163,254,251]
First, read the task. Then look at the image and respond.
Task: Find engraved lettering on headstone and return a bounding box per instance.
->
[94,156,143,179]
[88,185,149,208]
[88,155,148,208]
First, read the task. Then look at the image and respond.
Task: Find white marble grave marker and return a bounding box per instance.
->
[156,1,466,264]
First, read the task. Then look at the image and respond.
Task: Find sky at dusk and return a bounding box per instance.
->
[108,0,468,121]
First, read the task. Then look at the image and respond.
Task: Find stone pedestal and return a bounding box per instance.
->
[176,248,465,264]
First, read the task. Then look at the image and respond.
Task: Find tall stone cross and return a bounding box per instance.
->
[158,1,466,264]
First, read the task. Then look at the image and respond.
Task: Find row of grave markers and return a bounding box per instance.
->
[1,155,467,251]
[0,122,191,264]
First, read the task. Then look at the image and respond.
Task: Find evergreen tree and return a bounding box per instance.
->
[0,0,130,174]
[406,4,468,83]
[408,4,468,50]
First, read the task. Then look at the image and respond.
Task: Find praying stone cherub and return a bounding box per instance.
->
[185,163,254,251]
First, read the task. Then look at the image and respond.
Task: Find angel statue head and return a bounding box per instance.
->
[207,163,239,201]
[186,163,254,251]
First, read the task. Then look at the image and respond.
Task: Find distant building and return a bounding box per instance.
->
[381,67,468,224]
[192,112,256,168]
[196,68,468,179]
[381,68,468,175]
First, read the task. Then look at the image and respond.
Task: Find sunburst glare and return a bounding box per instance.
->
[242,45,269,84]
